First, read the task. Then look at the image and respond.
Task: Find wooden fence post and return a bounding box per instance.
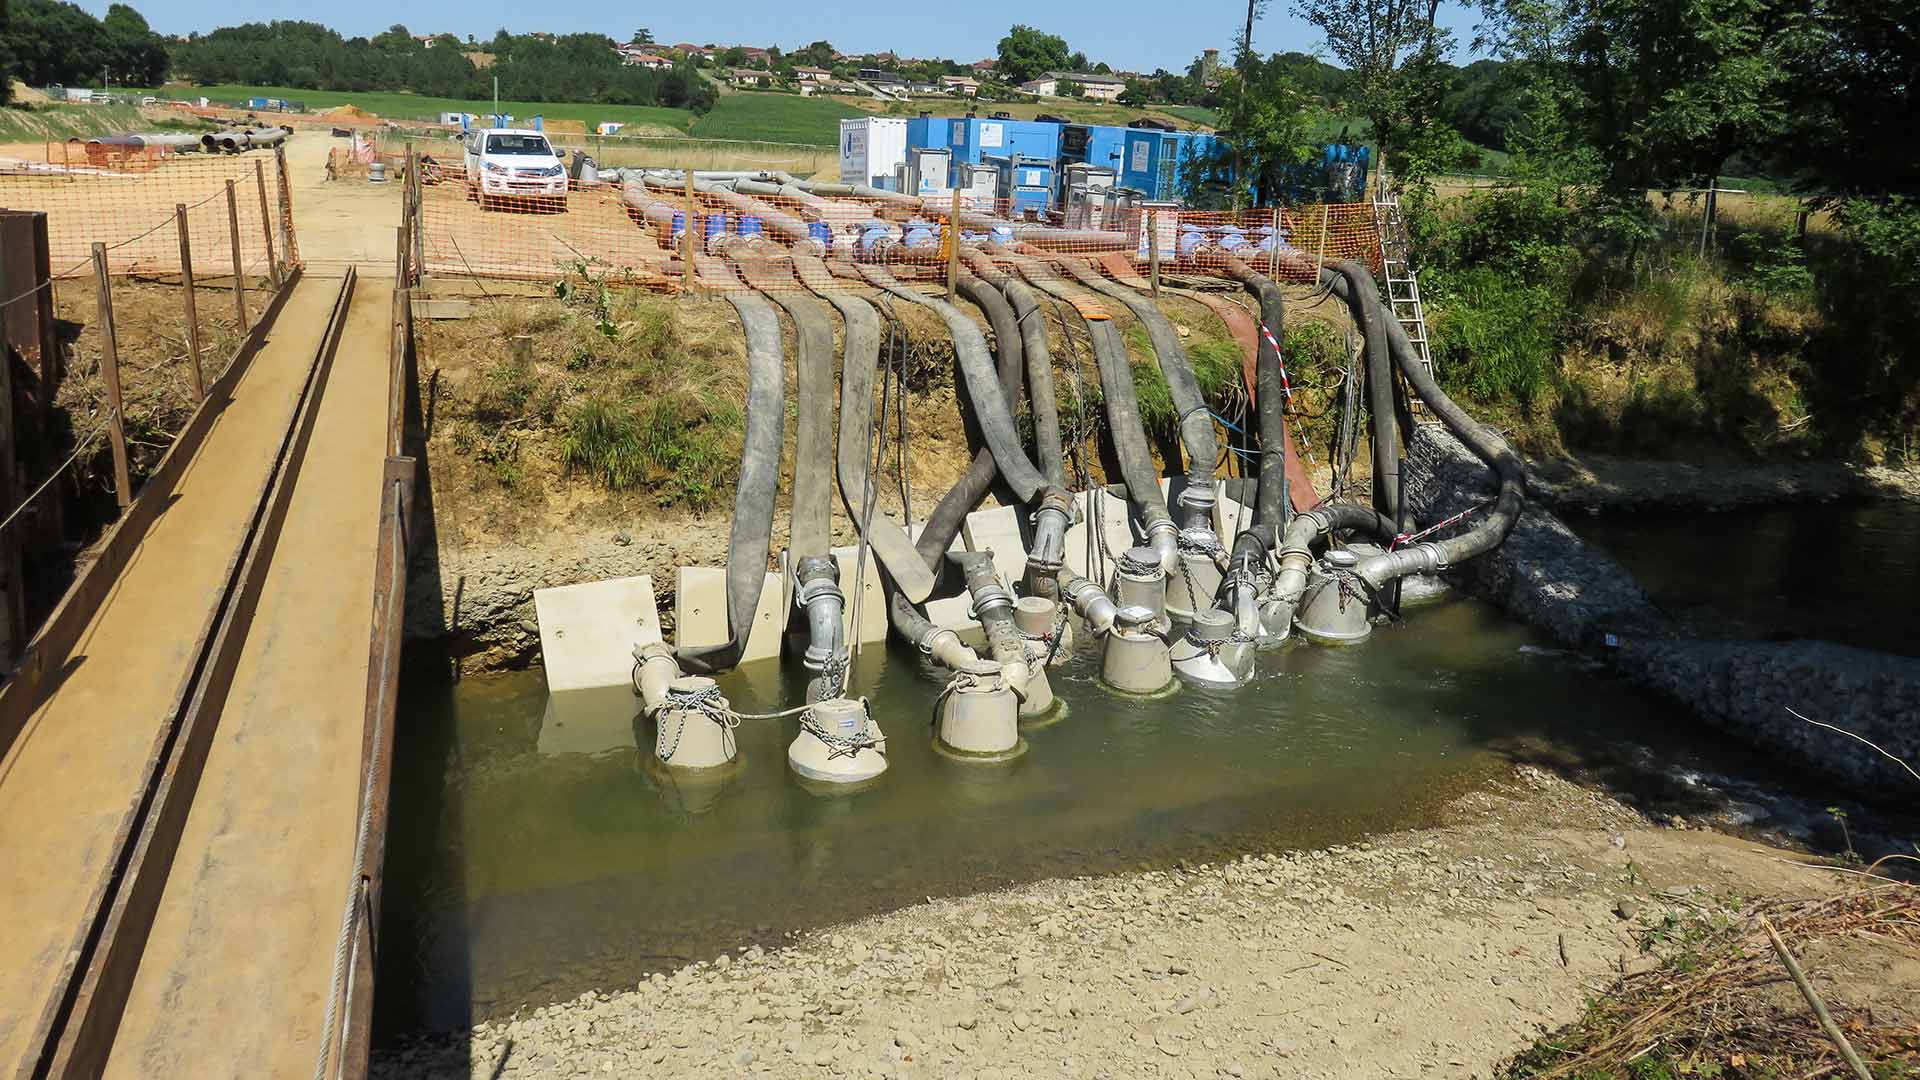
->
[681,168,696,295]
[254,160,282,290]
[1147,208,1161,298]
[175,204,205,402]
[275,144,293,270]
[945,183,963,303]
[89,243,133,509]
[226,179,248,330]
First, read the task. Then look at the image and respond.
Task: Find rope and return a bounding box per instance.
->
[0,407,118,537]
[1390,501,1488,550]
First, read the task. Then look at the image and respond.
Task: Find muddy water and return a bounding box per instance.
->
[375,595,1719,1035]
[1573,498,1920,658]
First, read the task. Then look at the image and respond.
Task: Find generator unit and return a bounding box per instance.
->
[954,161,999,207]
[984,154,1056,217]
[910,116,1062,166]
[840,117,910,190]
[1062,163,1118,229]
[897,147,952,198]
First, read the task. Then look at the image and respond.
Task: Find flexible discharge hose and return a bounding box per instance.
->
[963,250,1067,488]
[1012,259,1180,573]
[853,264,1052,504]
[1216,257,1293,545]
[789,255,937,603]
[676,293,784,674]
[1055,259,1218,528]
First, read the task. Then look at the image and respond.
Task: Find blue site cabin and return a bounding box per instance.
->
[907,116,1061,166]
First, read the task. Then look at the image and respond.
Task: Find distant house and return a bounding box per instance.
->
[939,75,980,96]
[970,58,996,73]
[739,47,771,64]
[672,43,713,58]
[622,51,672,70]
[1021,70,1126,101]
[857,68,906,86]
[731,68,772,86]
[793,66,831,82]
[908,83,940,96]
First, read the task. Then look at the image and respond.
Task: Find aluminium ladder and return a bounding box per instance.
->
[1371,193,1436,386]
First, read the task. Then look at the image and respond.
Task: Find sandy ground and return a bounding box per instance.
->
[370,767,1868,1079]
[282,133,404,273]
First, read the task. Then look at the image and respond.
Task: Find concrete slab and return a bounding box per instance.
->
[673,566,784,664]
[1162,476,1255,537]
[534,575,662,693]
[827,546,892,646]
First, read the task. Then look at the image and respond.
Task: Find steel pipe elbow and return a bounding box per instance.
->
[1147,519,1181,575]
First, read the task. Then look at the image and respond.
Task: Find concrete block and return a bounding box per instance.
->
[961,504,1028,586]
[1162,476,1255,536]
[534,575,662,692]
[673,565,784,664]
[828,546,893,645]
[1061,488,1135,579]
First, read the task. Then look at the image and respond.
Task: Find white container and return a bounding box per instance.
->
[839,117,909,189]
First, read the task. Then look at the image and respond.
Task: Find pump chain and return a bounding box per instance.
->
[799,699,884,761]
[654,683,743,763]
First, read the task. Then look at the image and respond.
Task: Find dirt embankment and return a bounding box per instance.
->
[371,766,1914,1079]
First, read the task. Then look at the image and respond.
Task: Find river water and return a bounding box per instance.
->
[1573,498,1920,658]
[376,591,1785,1036]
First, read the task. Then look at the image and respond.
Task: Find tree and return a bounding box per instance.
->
[1057,79,1084,98]
[1067,51,1088,72]
[630,28,654,46]
[996,24,1069,83]
[1204,57,1316,206]
[1292,0,1452,180]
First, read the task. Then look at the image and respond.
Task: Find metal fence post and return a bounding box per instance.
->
[89,243,133,509]
[175,204,205,402]
[254,159,282,290]
[226,179,248,330]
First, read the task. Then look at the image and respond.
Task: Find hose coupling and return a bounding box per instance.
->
[1145,519,1181,574]
[967,579,1016,621]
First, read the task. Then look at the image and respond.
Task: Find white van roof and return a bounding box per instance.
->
[481,128,549,139]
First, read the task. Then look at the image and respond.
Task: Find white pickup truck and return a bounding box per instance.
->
[462,128,568,211]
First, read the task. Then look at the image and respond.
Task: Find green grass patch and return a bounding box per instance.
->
[0,103,179,142]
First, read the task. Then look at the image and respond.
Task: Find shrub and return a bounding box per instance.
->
[1427,265,1565,406]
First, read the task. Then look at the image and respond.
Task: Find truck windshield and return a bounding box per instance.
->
[485,134,553,156]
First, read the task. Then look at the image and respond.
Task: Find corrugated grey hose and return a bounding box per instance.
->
[1057,259,1217,525]
[1217,256,1292,546]
[676,293,784,674]
[963,250,1067,488]
[1010,260,1179,569]
[790,257,937,603]
[1309,265,1526,587]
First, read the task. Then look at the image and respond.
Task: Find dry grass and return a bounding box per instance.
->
[1504,882,1920,1079]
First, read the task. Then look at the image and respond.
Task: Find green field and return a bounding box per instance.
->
[687,93,867,144]
[151,85,692,136]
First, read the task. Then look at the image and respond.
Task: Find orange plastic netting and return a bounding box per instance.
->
[412,166,1380,292]
[0,150,300,279]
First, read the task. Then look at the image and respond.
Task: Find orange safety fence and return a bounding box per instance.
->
[44,139,177,173]
[0,150,300,279]
[413,167,1382,293]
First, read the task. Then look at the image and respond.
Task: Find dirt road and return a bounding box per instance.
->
[284,133,402,273]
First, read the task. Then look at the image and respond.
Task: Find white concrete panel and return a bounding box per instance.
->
[827,545,893,646]
[673,565,785,663]
[961,504,1028,587]
[534,575,662,693]
[1060,488,1136,579]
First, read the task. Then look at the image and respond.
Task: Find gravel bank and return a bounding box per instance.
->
[1404,423,1920,793]
[371,768,1836,1079]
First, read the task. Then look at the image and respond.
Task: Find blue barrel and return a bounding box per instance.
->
[703,213,727,248]
[670,210,686,243]
[737,214,764,238]
[858,225,892,257]
[1217,227,1249,251]
[903,225,937,249]
[990,225,1014,246]
[808,221,833,250]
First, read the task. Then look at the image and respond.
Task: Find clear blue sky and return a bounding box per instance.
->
[97,1,1484,76]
